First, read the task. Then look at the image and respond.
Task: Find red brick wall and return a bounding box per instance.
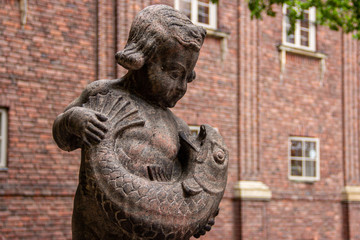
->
[1,0,359,239]
[0,0,96,239]
[347,203,360,240]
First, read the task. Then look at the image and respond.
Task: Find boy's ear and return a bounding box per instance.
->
[188,71,196,83]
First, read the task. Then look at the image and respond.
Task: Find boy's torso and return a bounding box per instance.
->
[86,85,183,181]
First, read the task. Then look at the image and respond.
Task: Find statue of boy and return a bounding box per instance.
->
[53,5,228,240]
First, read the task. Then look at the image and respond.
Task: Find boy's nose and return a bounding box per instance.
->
[178,79,187,91]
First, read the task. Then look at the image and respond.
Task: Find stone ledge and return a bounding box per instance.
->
[342,186,360,202]
[206,29,230,39]
[205,29,230,61]
[278,44,327,59]
[234,181,272,201]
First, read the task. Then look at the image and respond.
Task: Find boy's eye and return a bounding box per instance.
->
[169,70,183,80]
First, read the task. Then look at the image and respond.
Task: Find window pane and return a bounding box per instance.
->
[190,129,199,137]
[301,12,309,28]
[179,0,191,19]
[285,10,295,44]
[198,5,209,24]
[286,31,295,44]
[305,161,316,177]
[286,8,291,17]
[291,160,303,176]
[291,140,302,157]
[305,141,316,158]
[301,30,309,46]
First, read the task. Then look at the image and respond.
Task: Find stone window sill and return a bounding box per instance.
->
[278,44,326,59]
[206,29,230,39]
[289,177,319,183]
[205,29,230,61]
[278,44,327,84]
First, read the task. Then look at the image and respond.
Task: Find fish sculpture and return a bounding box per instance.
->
[77,92,229,239]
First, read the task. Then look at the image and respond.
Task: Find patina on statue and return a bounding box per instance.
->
[53,5,228,240]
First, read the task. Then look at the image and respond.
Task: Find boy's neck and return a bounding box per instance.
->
[121,71,169,110]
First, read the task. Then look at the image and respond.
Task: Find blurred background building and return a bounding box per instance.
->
[0,0,359,239]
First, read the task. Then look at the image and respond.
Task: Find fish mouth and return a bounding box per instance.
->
[179,131,200,152]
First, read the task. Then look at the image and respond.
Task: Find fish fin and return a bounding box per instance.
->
[182,178,202,196]
[147,165,171,182]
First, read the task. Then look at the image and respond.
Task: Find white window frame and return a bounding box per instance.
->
[288,136,320,182]
[0,108,8,169]
[189,125,201,136]
[282,5,316,51]
[174,0,217,30]
[189,125,219,137]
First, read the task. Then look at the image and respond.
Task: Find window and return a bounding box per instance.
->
[289,137,319,181]
[174,0,217,29]
[189,125,219,137]
[189,125,200,137]
[283,5,316,51]
[0,108,8,169]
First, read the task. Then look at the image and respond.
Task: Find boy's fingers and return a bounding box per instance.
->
[95,113,108,122]
[88,123,105,139]
[83,136,91,147]
[204,224,212,231]
[90,119,108,133]
[85,129,102,144]
[198,229,206,236]
[208,219,215,226]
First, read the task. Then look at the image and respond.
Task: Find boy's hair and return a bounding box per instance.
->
[115,4,206,70]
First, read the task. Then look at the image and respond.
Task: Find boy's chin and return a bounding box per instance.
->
[160,100,178,108]
[164,102,176,108]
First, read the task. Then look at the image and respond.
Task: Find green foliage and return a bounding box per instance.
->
[247,0,360,39]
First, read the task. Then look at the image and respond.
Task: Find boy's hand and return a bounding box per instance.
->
[193,208,219,238]
[67,107,108,146]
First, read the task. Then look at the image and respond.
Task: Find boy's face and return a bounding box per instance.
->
[142,39,200,108]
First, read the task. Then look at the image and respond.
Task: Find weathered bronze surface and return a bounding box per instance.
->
[53,5,228,239]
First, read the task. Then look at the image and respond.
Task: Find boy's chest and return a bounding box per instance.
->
[119,104,180,162]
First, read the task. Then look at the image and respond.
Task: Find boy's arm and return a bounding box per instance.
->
[53,80,110,151]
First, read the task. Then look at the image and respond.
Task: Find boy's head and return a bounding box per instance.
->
[115,4,206,70]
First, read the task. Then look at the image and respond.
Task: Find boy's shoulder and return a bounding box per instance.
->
[169,111,190,133]
[65,79,127,110]
[84,79,119,97]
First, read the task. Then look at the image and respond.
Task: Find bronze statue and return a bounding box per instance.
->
[53,5,228,240]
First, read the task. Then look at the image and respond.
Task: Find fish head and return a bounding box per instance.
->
[192,124,229,195]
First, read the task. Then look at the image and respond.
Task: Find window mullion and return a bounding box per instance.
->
[209,1,217,29]
[174,0,179,10]
[191,0,197,23]
[0,110,6,168]
[302,140,305,177]
[295,20,301,47]
[309,7,316,50]
[282,13,286,44]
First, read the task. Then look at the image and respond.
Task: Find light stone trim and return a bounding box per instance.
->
[20,0,28,26]
[206,29,229,61]
[278,44,327,84]
[278,45,327,59]
[342,186,360,202]
[234,181,272,201]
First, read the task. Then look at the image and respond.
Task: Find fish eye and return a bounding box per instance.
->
[213,149,225,164]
